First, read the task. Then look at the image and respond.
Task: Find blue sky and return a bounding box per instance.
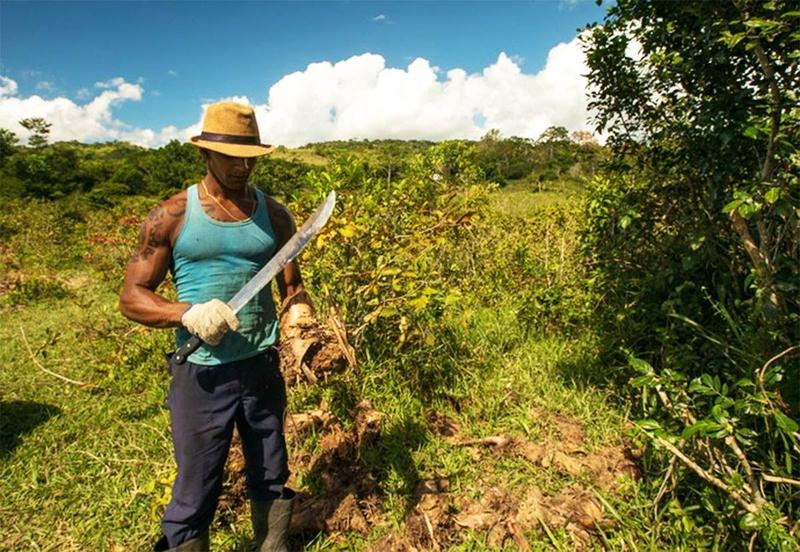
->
[0,1,609,146]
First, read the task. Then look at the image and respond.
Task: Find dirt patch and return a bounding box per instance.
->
[534,408,587,447]
[220,400,638,548]
[413,408,640,548]
[0,276,18,297]
[426,409,460,440]
[285,407,336,436]
[366,480,459,552]
[515,438,639,492]
[219,401,385,535]
[288,400,385,536]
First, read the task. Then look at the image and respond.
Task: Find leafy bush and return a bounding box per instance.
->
[290,150,490,394]
[582,1,800,547]
[250,157,316,201]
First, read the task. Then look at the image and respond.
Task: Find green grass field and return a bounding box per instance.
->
[0,181,649,551]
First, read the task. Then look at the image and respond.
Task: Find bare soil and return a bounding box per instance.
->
[220,402,639,550]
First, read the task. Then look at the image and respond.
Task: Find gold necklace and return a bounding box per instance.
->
[200,179,256,222]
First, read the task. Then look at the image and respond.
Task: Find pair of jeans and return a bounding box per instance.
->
[160,348,288,547]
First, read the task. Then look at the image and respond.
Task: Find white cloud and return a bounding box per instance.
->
[372,14,386,21]
[36,81,55,92]
[257,36,594,146]
[0,76,18,97]
[95,77,127,89]
[0,34,597,148]
[0,75,191,146]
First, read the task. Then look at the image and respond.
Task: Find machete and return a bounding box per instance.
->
[173,190,336,365]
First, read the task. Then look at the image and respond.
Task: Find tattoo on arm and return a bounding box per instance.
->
[166,197,187,218]
[129,206,165,263]
[128,198,186,263]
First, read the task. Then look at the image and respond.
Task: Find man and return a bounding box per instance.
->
[119,101,316,551]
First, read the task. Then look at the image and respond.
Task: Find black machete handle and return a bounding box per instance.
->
[173,335,203,365]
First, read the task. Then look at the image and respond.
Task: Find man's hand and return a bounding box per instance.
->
[181,299,240,345]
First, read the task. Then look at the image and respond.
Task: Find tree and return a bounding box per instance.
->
[570,130,598,148]
[140,140,204,196]
[582,1,799,547]
[0,128,18,164]
[537,126,570,145]
[19,117,52,148]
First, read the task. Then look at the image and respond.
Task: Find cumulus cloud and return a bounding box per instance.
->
[372,14,386,21]
[257,36,593,146]
[0,76,18,97]
[0,75,190,146]
[0,34,596,148]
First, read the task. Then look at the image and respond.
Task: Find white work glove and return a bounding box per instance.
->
[181,299,240,346]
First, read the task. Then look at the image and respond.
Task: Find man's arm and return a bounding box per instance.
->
[266,197,312,309]
[119,195,189,327]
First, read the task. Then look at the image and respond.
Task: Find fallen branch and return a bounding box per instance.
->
[762,474,800,488]
[20,327,96,389]
[757,345,800,409]
[724,435,764,507]
[654,454,678,514]
[654,435,758,514]
[327,306,357,369]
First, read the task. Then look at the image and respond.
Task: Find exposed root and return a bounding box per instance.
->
[279,308,354,386]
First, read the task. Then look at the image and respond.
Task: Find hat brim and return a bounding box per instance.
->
[191,137,273,158]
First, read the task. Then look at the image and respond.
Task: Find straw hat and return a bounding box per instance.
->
[190,101,272,157]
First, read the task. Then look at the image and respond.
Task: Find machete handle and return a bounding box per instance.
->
[173,335,202,365]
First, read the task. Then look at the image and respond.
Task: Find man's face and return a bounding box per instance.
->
[205,150,257,190]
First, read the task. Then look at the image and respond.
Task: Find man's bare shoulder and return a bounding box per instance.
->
[136,189,188,249]
[264,195,296,231]
[161,189,189,219]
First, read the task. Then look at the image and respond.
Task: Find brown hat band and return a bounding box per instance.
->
[198,131,261,145]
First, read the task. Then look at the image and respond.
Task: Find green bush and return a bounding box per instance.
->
[582,1,800,547]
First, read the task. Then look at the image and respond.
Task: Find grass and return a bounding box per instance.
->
[488,178,584,216]
[0,180,647,551]
[270,146,330,167]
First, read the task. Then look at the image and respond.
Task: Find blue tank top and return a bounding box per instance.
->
[171,184,279,365]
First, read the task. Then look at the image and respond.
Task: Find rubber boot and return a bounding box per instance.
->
[251,491,295,552]
[154,531,210,552]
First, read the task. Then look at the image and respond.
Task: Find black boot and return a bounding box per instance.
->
[154,531,210,552]
[251,490,295,552]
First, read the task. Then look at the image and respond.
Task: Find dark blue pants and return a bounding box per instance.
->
[161,349,289,547]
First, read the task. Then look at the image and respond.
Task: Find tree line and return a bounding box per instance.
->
[0,120,603,203]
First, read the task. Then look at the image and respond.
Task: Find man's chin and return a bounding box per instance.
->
[223,178,248,188]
